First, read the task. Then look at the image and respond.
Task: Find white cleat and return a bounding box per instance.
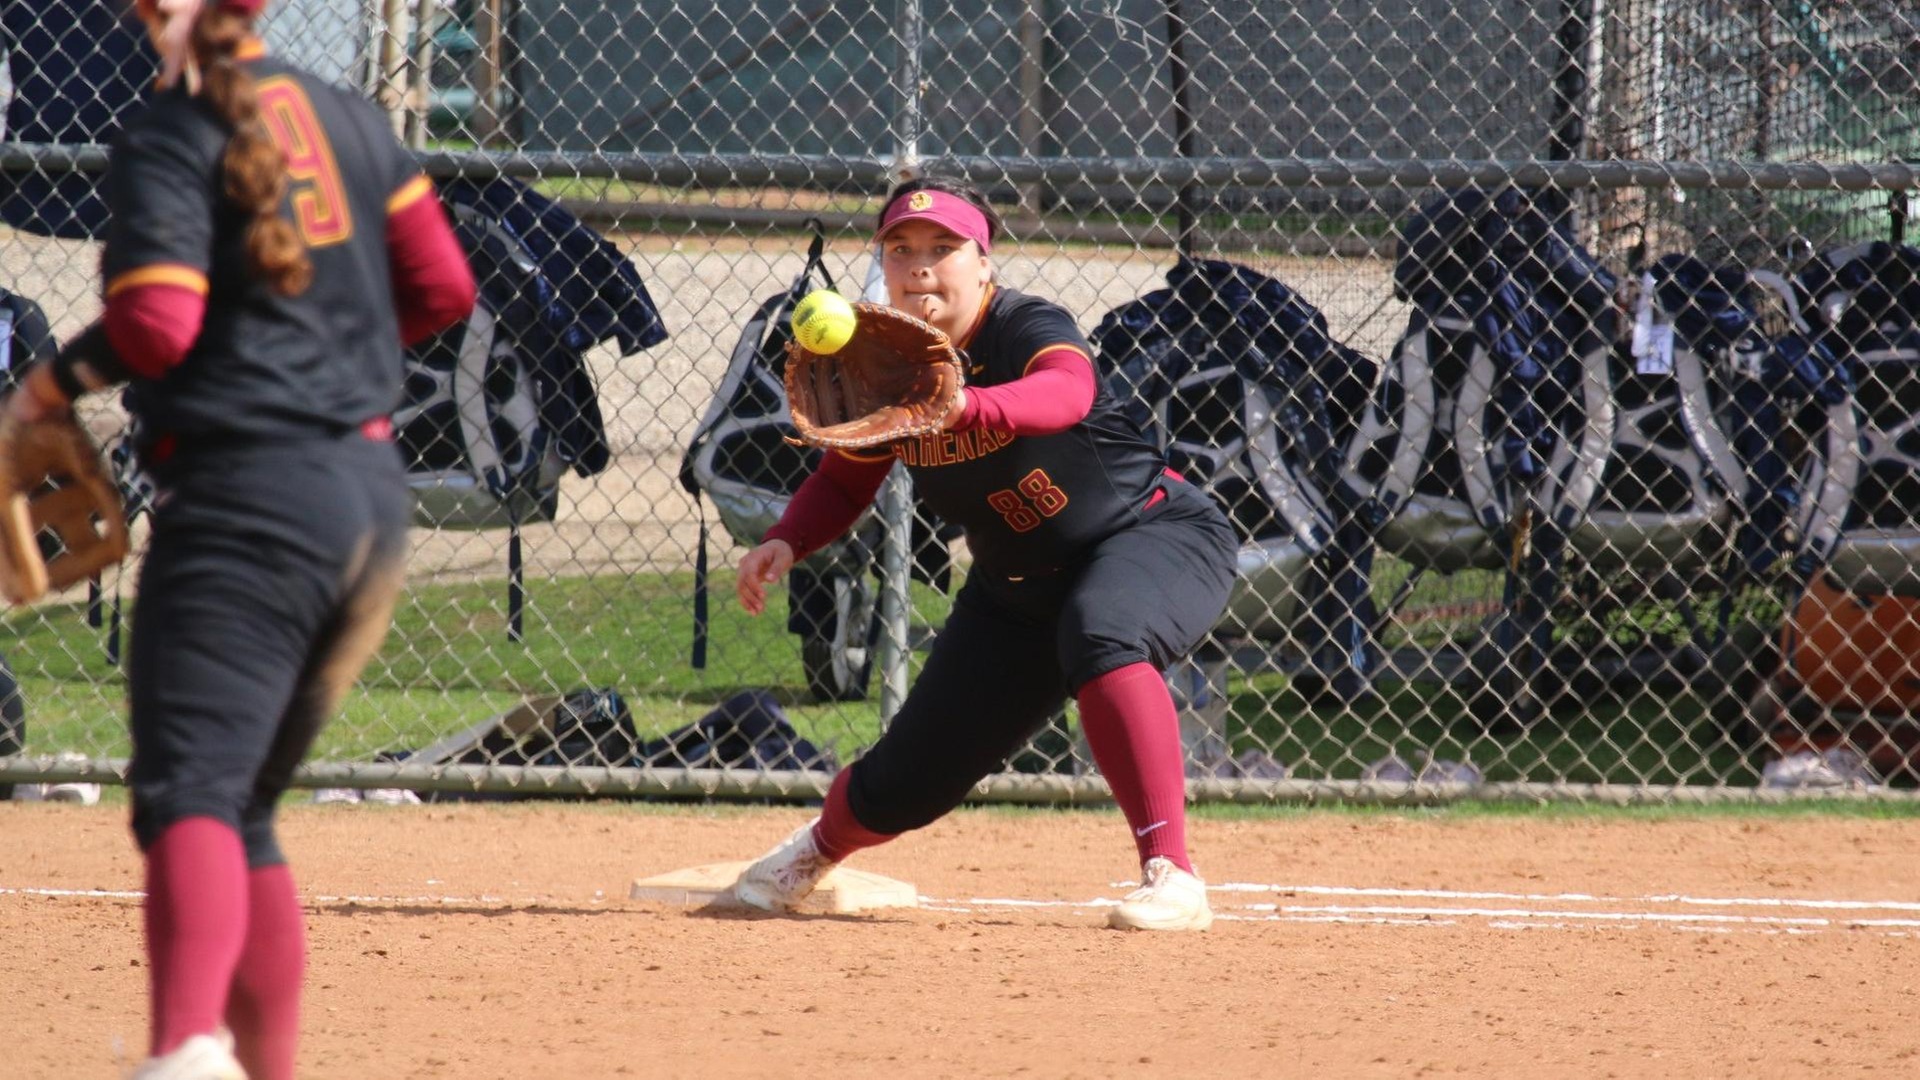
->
[733,820,838,912]
[19,754,103,805]
[131,1030,247,1080]
[1108,856,1214,932]
[43,781,102,805]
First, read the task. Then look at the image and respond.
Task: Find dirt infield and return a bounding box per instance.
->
[6,802,1920,1078]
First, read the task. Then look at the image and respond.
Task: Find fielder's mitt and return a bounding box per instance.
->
[784,302,964,450]
[0,412,130,605]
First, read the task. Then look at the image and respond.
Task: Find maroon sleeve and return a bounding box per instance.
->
[387,178,477,346]
[102,282,206,378]
[949,346,1094,435]
[761,450,894,560]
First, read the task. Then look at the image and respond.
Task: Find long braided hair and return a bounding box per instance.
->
[189,7,312,296]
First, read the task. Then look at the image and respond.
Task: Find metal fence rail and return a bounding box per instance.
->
[2,0,1917,804]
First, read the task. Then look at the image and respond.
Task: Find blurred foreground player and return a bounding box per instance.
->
[3,1,474,1074]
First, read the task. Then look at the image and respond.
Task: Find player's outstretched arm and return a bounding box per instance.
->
[947,347,1093,435]
[737,450,893,613]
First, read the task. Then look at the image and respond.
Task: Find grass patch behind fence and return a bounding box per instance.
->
[1,571,954,767]
[5,567,1768,787]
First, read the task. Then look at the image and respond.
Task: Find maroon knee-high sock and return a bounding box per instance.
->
[145,816,249,1056]
[227,864,306,1080]
[1075,662,1194,873]
[811,768,894,863]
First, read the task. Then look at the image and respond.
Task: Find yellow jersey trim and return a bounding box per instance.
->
[387,175,435,215]
[1020,344,1091,377]
[106,264,210,298]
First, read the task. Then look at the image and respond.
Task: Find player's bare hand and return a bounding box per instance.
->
[4,364,72,426]
[736,539,796,615]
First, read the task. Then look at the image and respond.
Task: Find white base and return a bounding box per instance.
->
[630,861,918,914]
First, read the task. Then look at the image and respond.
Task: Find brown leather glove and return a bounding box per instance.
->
[784,302,964,450]
[0,412,131,605]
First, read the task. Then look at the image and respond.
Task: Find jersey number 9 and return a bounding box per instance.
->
[256,78,353,247]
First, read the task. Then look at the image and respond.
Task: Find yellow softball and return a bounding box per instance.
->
[792,289,857,354]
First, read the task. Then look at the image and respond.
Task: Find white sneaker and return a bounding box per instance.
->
[43,781,101,805]
[733,821,837,912]
[362,787,423,806]
[1108,856,1214,932]
[12,753,102,805]
[132,1030,247,1080]
[1762,750,1846,789]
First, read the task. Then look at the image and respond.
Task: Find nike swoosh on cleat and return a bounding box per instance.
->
[1134,821,1167,838]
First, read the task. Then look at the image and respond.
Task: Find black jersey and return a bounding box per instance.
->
[103,50,422,442]
[870,286,1168,575]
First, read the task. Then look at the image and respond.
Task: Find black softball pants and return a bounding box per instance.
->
[127,434,411,866]
[844,480,1236,835]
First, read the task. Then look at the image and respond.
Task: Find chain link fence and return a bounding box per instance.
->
[2,0,1917,803]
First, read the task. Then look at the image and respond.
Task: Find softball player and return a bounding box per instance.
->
[735,178,1237,930]
[6,2,474,1076]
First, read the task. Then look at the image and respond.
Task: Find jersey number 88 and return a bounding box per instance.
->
[986,469,1069,533]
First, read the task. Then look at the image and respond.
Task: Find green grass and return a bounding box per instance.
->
[3,571,954,765]
[1183,798,1920,821]
[0,566,1809,791]
[1225,670,1759,787]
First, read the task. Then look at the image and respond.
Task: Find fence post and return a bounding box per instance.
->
[1161,0,1197,256]
[877,0,926,725]
[1017,0,1048,216]
[378,0,408,137]
[470,0,504,145]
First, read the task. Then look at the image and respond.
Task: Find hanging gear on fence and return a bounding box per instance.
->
[397,201,570,531]
[393,176,668,641]
[430,177,668,475]
[1739,241,1920,784]
[1091,255,1417,702]
[0,0,156,240]
[0,289,57,393]
[1647,254,1855,586]
[1795,240,1920,599]
[1391,187,1619,730]
[400,177,669,529]
[680,222,952,694]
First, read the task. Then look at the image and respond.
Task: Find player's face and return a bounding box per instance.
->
[881,219,992,338]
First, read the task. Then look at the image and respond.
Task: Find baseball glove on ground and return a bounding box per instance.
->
[784,303,964,450]
[0,413,130,605]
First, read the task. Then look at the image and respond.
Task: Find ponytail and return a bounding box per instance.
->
[193,11,311,296]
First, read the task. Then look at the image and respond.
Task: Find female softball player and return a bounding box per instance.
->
[734,177,1237,931]
[6,1,474,1076]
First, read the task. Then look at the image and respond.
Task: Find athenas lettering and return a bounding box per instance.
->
[892,427,1016,467]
